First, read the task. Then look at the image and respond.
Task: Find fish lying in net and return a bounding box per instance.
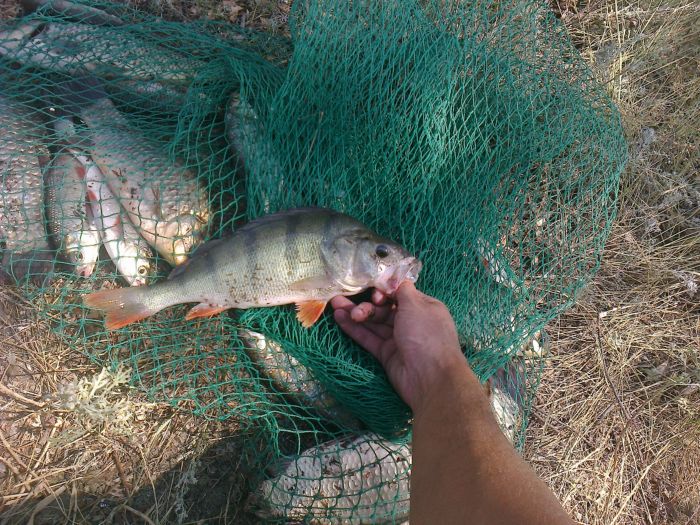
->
[0,95,55,282]
[0,19,204,83]
[43,150,101,278]
[240,329,363,430]
[84,208,422,329]
[248,433,411,524]
[57,78,209,266]
[75,152,153,286]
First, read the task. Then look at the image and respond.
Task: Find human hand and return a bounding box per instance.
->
[331,282,468,412]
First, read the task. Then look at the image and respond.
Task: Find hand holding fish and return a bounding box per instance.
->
[334,284,574,525]
[331,281,466,411]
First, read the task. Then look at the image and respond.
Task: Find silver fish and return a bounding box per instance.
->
[240,329,363,430]
[79,153,152,286]
[62,85,209,266]
[0,20,203,83]
[44,150,100,276]
[249,433,411,524]
[84,208,421,330]
[0,95,53,280]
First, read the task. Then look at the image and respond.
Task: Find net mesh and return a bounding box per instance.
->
[0,0,625,521]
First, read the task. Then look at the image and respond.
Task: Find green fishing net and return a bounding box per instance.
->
[0,0,626,521]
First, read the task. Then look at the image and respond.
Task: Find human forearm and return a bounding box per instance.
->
[410,356,573,525]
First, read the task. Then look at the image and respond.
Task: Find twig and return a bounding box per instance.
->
[26,485,67,525]
[0,426,31,492]
[111,449,131,497]
[0,381,45,408]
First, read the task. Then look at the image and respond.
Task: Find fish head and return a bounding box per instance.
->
[324,229,422,295]
[115,243,153,286]
[64,231,100,277]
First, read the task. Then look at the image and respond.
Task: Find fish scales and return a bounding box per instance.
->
[241,330,363,430]
[72,95,208,265]
[250,433,411,524]
[0,95,49,254]
[44,150,100,276]
[163,211,339,308]
[84,208,421,330]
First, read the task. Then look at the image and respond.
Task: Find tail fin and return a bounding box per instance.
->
[84,286,157,330]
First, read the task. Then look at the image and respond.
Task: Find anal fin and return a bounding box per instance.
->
[185,303,228,321]
[295,300,327,328]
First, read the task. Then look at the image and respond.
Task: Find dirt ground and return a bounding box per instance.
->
[1,0,698,524]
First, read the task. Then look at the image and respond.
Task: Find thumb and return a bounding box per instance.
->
[395,281,420,303]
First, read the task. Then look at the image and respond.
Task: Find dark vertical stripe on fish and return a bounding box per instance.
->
[284,212,301,266]
[322,210,339,242]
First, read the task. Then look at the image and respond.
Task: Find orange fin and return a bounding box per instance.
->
[185,303,228,321]
[84,287,153,330]
[295,300,327,328]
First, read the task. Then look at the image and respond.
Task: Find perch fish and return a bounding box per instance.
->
[248,433,411,524]
[84,208,421,329]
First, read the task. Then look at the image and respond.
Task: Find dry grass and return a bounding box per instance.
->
[1,0,699,523]
[525,1,700,524]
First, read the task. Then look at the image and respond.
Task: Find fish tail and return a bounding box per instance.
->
[84,286,159,330]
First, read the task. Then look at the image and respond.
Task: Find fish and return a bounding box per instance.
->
[0,20,203,83]
[44,150,100,277]
[77,153,152,286]
[240,329,363,430]
[57,79,209,266]
[248,433,411,524]
[83,208,422,330]
[0,95,54,282]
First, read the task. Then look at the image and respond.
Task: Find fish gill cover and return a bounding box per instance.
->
[0,0,626,522]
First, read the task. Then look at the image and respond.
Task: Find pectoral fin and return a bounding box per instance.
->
[295,300,327,328]
[185,303,228,321]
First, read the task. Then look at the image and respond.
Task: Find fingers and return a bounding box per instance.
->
[350,302,394,324]
[330,295,355,311]
[333,308,385,357]
[372,288,389,305]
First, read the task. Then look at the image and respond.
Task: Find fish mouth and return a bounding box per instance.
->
[76,263,96,277]
[374,256,422,295]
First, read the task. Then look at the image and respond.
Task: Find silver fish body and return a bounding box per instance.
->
[0,95,53,281]
[79,153,152,286]
[84,208,421,330]
[44,150,100,276]
[249,433,411,524]
[73,96,208,265]
[0,20,203,83]
[240,330,363,430]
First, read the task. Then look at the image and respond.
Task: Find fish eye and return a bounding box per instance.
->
[375,244,390,258]
[137,265,148,276]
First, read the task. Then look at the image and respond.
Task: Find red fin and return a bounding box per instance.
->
[84,287,153,330]
[295,300,327,328]
[185,303,228,321]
